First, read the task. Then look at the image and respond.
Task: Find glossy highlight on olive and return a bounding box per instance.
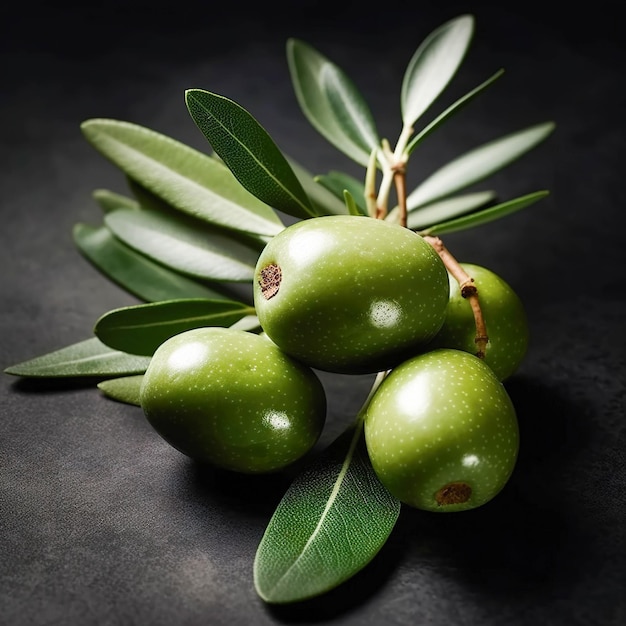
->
[253,215,450,375]
[140,327,327,473]
[364,348,519,512]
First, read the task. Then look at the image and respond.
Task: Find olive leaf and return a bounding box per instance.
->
[405,68,504,156]
[98,375,144,406]
[73,223,232,303]
[404,191,497,230]
[406,121,556,209]
[343,190,366,216]
[315,171,367,215]
[253,422,400,604]
[94,298,255,356]
[287,158,348,216]
[401,14,475,128]
[4,338,151,378]
[126,177,180,212]
[287,38,379,167]
[185,89,317,220]
[92,188,140,213]
[96,312,262,405]
[420,190,550,236]
[104,208,260,282]
[81,118,284,238]
[225,313,260,331]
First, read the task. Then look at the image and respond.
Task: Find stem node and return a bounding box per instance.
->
[423,235,489,359]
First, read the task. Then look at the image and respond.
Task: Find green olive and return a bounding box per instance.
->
[253,215,449,374]
[364,348,519,512]
[140,327,327,473]
[429,263,529,380]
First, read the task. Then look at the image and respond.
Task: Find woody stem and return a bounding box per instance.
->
[423,235,489,358]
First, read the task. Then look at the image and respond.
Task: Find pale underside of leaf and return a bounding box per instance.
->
[421,190,549,235]
[73,223,232,303]
[401,14,475,128]
[254,424,400,604]
[81,118,284,237]
[408,190,496,229]
[93,188,140,214]
[4,338,151,378]
[405,68,504,156]
[388,190,495,230]
[321,63,380,156]
[287,39,374,167]
[406,121,556,208]
[104,208,259,282]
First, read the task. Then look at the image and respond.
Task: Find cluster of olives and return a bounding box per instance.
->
[140,215,526,512]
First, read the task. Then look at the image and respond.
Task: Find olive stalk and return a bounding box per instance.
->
[423,235,489,358]
[392,163,408,228]
[355,369,389,426]
[342,370,389,462]
[370,145,487,357]
[372,142,487,358]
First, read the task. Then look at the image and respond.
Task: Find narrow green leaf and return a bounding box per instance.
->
[322,60,380,156]
[93,188,140,214]
[104,208,260,282]
[421,190,549,235]
[94,298,255,356]
[73,223,233,303]
[315,171,367,215]
[96,313,261,404]
[126,176,178,212]
[287,39,377,167]
[228,314,262,333]
[288,158,348,216]
[401,14,475,127]
[406,121,556,208]
[405,68,504,156]
[185,89,316,220]
[403,191,496,229]
[98,375,144,406]
[124,176,270,251]
[4,338,151,378]
[81,118,284,237]
[254,422,400,604]
[343,190,365,216]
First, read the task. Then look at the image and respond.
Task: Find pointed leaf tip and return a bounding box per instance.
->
[185,89,317,220]
[80,117,284,237]
[254,424,400,604]
[401,14,475,128]
[286,39,379,168]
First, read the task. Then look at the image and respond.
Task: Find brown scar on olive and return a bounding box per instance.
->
[259,263,282,300]
[435,481,472,506]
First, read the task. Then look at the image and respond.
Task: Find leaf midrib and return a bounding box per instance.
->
[190,94,312,216]
[104,307,254,332]
[267,422,364,596]
[95,129,283,237]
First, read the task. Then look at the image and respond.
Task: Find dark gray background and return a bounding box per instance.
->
[1,2,624,624]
